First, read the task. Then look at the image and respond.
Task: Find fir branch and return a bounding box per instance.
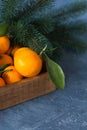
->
[8,22,53,55]
[31,0,47,12]
[33,19,55,34]
[1,0,17,22]
[27,25,53,55]
[63,21,87,32]
[49,28,87,53]
[55,20,87,35]
[29,0,55,22]
[62,39,87,53]
[50,41,63,59]
[6,0,48,22]
[53,1,87,21]
[1,0,87,55]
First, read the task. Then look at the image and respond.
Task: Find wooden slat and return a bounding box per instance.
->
[0,72,56,110]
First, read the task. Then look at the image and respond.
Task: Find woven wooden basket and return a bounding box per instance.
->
[0,72,56,110]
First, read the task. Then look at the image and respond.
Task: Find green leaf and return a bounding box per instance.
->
[0,23,9,36]
[0,63,11,76]
[45,54,65,90]
[0,64,11,71]
[0,69,12,77]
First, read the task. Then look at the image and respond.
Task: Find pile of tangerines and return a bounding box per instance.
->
[0,36,42,87]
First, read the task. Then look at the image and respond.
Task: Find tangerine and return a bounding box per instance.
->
[6,47,12,55]
[14,47,42,77]
[11,46,20,56]
[0,54,13,66]
[0,36,10,54]
[2,66,23,84]
[0,77,6,87]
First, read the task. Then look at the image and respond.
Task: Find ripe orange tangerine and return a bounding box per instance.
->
[2,66,23,84]
[0,77,6,87]
[14,47,42,77]
[0,36,10,54]
[6,47,12,55]
[11,46,20,56]
[0,54,13,66]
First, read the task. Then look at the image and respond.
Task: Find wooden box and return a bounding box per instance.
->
[0,72,56,110]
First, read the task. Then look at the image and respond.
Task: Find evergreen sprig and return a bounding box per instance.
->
[0,0,87,55]
[27,25,53,55]
[53,1,87,20]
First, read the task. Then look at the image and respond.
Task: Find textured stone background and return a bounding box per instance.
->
[0,0,87,130]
